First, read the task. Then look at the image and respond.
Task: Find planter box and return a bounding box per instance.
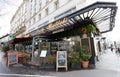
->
[67,63,72,70]
[44,63,55,69]
[71,63,81,70]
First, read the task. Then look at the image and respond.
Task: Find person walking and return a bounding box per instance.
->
[110,44,113,52]
[117,48,120,56]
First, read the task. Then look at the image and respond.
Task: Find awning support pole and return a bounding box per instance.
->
[31,37,35,62]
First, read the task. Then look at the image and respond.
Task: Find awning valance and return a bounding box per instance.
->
[8,37,32,44]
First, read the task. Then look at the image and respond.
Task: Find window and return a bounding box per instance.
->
[39,13,41,20]
[46,0,49,4]
[34,7,36,14]
[45,8,49,16]
[29,21,31,26]
[34,0,36,14]
[39,2,42,11]
[31,19,33,25]
[33,18,36,23]
[54,0,59,10]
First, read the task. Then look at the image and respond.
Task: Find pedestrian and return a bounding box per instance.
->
[118,48,120,55]
[114,47,120,56]
[116,48,118,54]
[34,49,38,58]
[111,47,113,52]
[110,44,113,52]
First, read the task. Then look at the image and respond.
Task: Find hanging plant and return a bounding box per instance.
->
[87,24,96,34]
[81,27,87,34]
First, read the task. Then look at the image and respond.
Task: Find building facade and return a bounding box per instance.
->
[10,0,117,69]
[11,0,93,37]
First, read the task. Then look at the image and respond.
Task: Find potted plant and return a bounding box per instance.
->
[2,46,10,57]
[45,55,55,68]
[68,52,82,70]
[72,52,82,69]
[80,46,92,69]
[21,53,30,63]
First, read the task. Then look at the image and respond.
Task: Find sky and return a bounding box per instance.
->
[103,0,120,41]
[0,0,119,41]
[0,0,23,37]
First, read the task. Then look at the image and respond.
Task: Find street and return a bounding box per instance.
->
[0,51,49,77]
[0,49,120,77]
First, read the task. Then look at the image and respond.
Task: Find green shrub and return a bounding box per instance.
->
[45,56,54,64]
[68,52,82,64]
[80,46,92,61]
[2,46,10,53]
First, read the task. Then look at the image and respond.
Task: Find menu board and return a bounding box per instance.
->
[7,52,18,67]
[80,37,91,53]
[81,38,89,47]
[56,51,67,71]
[40,50,47,57]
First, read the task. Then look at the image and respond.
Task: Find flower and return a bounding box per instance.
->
[81,28,87,34]
[81,24,97,34]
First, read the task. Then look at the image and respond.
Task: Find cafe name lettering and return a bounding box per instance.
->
[37,28,45,34]
[47,18,68,30]
[36,18,68,34]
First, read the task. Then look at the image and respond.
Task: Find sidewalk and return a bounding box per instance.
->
[49,49,120,77]
[96,48,120,72]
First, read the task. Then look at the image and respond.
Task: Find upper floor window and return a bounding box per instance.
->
[45,8,49,16]
[39,2,42,11]
[54,0,59,10]
[29,21,31,26]
[46,0,49,4]
[34,7,36,14]
[33,18,36,23]
[39,13,41,20]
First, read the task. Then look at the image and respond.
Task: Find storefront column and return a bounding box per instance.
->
[38,38,41,57]
[31,37,35,62]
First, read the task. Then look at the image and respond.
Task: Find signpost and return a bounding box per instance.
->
[7,52,18,67]
[56,51,67,71]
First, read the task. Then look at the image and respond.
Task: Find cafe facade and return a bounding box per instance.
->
[25,1,117,69]
[9,0,117,70]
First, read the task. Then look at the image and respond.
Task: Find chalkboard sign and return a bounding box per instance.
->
[7,52,18,67]
[80,37,91,53]
[56,51,67,71]
[81,38,89,47]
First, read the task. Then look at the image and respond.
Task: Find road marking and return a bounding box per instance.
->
[0,73,58,77]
